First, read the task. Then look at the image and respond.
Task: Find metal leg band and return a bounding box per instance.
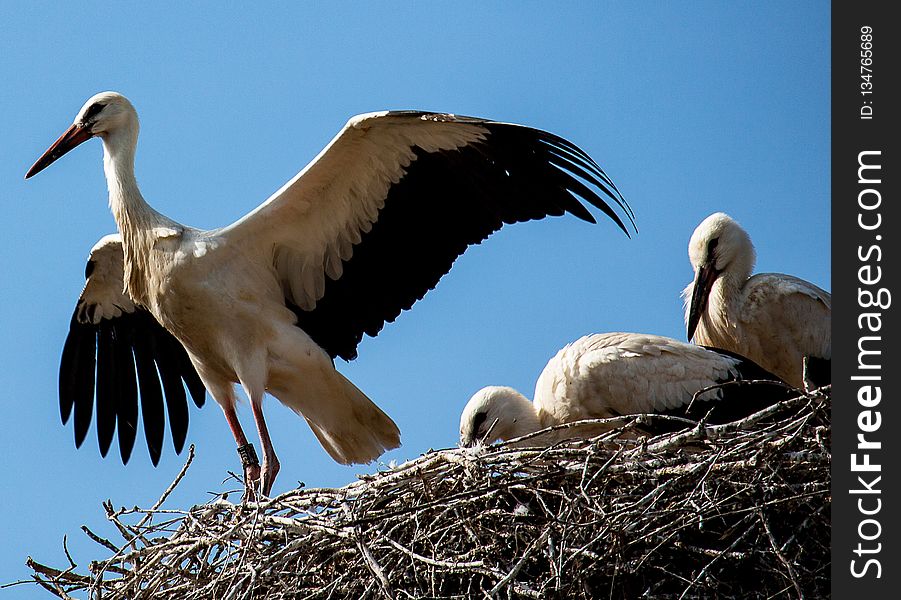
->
[237,443,260,468]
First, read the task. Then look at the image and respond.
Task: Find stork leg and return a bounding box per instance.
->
[221,405,262,500]
[248,398,280,497]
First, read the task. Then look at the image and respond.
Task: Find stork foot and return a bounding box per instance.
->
[242,464,262,502]
[260,457,281,498]
[237,443,262,502]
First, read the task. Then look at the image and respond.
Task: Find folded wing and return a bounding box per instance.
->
[741,273,832,360]
[536,333,793,434]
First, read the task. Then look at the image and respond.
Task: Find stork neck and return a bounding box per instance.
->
[501,391,544,439]
[717,265,750,311]
[102,131,165,233]
[701,274,746,347]
[720,235,756,291]
[101,129,179,306]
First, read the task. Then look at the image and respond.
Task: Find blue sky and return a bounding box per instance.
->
[0,3,829,596]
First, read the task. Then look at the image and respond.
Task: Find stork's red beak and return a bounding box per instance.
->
[25,123,94,179]
[686,261,719,341]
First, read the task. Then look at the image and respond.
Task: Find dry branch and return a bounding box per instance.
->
[18,385,831,599]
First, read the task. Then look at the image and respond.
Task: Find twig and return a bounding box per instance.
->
[758,510,804,600]
[20,389,829,599]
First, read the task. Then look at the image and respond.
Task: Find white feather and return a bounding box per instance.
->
[459,333,745,446]
[684,212,831,388]
[76,234,136,324]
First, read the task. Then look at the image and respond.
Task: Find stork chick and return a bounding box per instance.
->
[460,332,790,447]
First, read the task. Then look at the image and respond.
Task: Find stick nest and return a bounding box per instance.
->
[23,386,830,599]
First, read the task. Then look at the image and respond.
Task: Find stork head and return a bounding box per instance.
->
[459,386,540,447]
[25,92,138,179]
[684,212,756,339]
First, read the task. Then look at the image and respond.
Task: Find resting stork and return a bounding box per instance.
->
[459,332,790,447]
[683,212,831,389]
[26,92,633,498]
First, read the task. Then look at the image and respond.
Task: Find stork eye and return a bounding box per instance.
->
[84,103,105,120]
[706,237,719,259]
[472,411,487,431]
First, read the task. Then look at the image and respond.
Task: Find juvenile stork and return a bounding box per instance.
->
[459,332,789,447]
[683,213,831,389]
[26,92,633,497]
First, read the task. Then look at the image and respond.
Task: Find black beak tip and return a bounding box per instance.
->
[24,162,47,179]
[686,312,701,341]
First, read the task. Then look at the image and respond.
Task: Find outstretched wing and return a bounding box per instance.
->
[60,235,206,466]
[220,111,634,360]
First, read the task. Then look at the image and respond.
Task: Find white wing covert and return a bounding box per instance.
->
[741,273,832,361]
[534,333,790,432]
[549,334,740,415]
[219,111,634,360]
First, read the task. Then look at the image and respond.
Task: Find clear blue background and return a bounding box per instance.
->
[0,3,829,596]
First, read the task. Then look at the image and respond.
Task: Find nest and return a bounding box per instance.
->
[21,385,830,599]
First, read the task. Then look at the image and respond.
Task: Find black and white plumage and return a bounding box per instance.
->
[61,235,205,466]
[26,92,633,497]
[683,213,831,389]
[459,332,790,447]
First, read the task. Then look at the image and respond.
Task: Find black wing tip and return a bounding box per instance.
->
[186,377,207,408]
[148,444,162,467]
[702,346,786,383]
[297,113,634,361]
[482,121,636,236]
[59,305,207,468]
[382,112,637,236]
[379,114,636,223]
[119,438,135,465]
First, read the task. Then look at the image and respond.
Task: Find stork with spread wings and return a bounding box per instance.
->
[27,92,633,498]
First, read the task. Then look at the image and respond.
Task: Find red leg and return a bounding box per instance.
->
[222,405,262,501]
[249,399,280,497]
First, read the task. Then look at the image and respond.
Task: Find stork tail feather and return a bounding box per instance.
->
[273,370,401,465]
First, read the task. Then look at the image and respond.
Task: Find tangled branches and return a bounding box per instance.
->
[21,387,830,599]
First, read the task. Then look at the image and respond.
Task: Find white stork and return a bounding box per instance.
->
[459,332,790,447]
[25,92,633,497]
[683,212,831,390]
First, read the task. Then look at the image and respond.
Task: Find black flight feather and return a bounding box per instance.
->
[295,116,634,361]
[59,291,207,465]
